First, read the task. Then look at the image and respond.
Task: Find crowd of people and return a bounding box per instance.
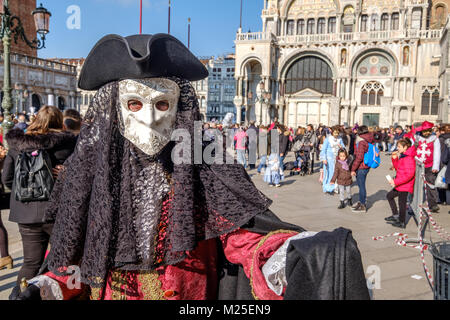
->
[0,106,82,298]
[204,118,450,222]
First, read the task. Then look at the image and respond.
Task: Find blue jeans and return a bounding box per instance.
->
[257,155,267,173]
[237,149,247,168]
[278,155,286,171]
[356,168,370,205]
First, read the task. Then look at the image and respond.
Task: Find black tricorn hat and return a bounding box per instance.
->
[78,33,209,90]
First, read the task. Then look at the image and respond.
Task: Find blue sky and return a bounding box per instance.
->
[38,0,264,59]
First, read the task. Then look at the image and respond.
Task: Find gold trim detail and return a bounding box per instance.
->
[90,287,102,301]
[137,270,166,300]
[249,230,298,300]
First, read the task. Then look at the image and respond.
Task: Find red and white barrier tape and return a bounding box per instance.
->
[372,172,450,288]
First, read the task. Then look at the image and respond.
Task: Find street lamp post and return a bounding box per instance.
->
[0,1,51,148]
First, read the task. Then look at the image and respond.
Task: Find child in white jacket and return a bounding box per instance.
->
[263,153,284,187]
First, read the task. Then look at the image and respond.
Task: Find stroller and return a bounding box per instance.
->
[287,149,310,176]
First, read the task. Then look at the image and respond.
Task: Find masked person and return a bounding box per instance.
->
[412,121,441,212]
[16,34,369,301]
[320,126,345,194]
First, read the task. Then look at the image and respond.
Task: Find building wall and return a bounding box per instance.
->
[0,53,78,114]
[439,15,450,122]
[1,0,38,57]
[192,56,237,123]
[234,0,445,128]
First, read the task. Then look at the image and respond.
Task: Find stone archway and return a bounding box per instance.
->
[242,59,263,124]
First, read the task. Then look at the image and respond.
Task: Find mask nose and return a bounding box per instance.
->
[145,103,155,127]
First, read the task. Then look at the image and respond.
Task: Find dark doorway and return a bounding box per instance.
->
[362,113,380,127]
[58,97,66,111]
[31,94,41,113]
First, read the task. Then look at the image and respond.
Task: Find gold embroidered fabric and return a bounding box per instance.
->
[250,230,298,300]
[137,270,166,300]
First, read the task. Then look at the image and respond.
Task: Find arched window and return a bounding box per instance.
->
[420,87,440,115]
[287,20,295,35]
[421,90,431,115]
[431,90,440,115]
[297,19,305,35]
[435,5,447,28]
[361,82,384,106]
[376,90,383,105]
[361,15,368,32]
[403,46,410,66]
[328,17,336,33]
[317,18,326,34]
[369,90,376,105]
[361,90,368,105]
[340,49,347,66]
[391,13,399,30]
[285,56,333,94]
[371,14,379,31]
[307,19,315,34]
[380,13,389,31]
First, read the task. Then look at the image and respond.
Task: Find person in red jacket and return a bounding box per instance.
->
[385,139,416,228]
[351,125,374,213]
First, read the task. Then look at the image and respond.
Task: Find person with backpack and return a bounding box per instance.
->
[1,105,77,299]
[351,125,376,213]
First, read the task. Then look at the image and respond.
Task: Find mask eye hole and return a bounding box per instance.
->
[155,100,170,112]
[128,100,143,112]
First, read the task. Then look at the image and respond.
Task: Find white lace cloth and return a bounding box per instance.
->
[27,275,64,300]
[262,231,318,296]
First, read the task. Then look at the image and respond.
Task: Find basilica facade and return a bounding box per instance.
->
[234,0,449,128]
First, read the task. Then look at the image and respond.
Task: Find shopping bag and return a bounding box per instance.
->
[435,165,447,189]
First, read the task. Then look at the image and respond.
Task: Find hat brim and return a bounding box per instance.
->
[78,33,208,90]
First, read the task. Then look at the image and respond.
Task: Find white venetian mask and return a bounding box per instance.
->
[118,78,180,156]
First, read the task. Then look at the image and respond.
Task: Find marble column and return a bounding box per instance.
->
[394,106,400,124]
[236,105,242,124]
[345,79,351,101]
[380,96,393,127]
[403,78,407,101]
[279,104,285,125]
[407,105,413,125]
[409,77,414,101]
[329,97,341,126]
[350,106,356,126]
[336,79,341,99]
[47,91,55,107]
[421,6,427,30]
[343,105,349,126]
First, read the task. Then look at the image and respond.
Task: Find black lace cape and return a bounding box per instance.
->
[44,78,273,288]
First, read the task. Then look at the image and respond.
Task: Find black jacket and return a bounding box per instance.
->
[279,132,290,155]
[441,136,450,183]
[2,129,77,224]
[284,227,370,300]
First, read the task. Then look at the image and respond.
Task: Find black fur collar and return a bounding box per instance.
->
[5,128,77,151]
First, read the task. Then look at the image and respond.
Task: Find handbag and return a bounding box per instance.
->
[435,165,448,189]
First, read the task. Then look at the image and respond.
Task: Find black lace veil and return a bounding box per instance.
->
[44,77,272,288]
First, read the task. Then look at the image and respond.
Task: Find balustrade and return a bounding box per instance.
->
[236,28,443,44]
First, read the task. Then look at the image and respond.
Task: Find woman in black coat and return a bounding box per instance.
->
[1,106,77,298]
